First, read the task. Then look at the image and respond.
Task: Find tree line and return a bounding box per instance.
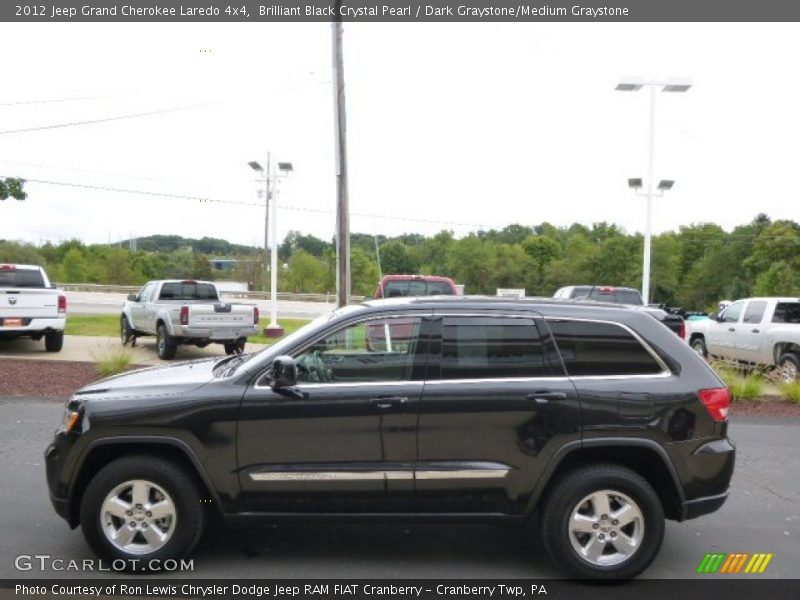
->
[1,213,798,311]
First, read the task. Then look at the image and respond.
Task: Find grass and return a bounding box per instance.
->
[780,381,800,403]
[710,360,765,402]
[93,347,134,378]
[64,314,311,346]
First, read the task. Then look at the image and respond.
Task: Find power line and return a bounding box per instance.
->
[0,93,122,107]
[0,103,213,135]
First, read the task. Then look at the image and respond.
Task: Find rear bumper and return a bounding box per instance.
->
[681,490,729,520]
[0,316,65,335]
[173,325,259,341]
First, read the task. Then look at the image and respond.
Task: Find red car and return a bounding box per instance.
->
[372,274,458,299]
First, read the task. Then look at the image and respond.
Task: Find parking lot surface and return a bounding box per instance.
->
[0,398,796,580]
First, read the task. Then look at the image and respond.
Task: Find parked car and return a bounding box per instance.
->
[120,279,259,359]
[0,263,66,351]
[372,274,458,299]
[47,296,734,579]
[553,285,686,339]
[688,297,800,380]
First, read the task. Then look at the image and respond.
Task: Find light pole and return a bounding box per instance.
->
[249,158,293,337]
[616,76,691,304]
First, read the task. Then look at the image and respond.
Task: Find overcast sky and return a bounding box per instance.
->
[1,22,798,248]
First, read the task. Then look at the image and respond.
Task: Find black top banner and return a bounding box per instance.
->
[4,0,800,22]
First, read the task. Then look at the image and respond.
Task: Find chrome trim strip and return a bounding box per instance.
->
[249,469,506,482]
[415,469,510,480]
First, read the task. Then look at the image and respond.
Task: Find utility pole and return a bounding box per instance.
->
[332,10,351,308]
[264,152,271,295]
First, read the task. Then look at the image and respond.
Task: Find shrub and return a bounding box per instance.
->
[709,360,764,401]
[94,347,133,378]
[780,381,800,403]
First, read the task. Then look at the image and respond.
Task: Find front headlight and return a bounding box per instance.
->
[61,406,82,434]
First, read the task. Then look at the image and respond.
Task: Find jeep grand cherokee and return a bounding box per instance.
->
[45,296,734,579]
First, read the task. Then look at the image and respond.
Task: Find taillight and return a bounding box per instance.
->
[698,388,730,422]
[0,264,15,271]
[678,320,686,340]
[253,306,260,325]
[179,305,189,326]
[58,295,67,314]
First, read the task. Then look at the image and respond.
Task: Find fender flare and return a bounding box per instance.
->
[525,437,686,515]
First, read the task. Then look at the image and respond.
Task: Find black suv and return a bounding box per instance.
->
[46,297,734,579]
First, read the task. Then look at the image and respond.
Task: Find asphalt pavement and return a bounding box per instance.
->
[0,398,797,580]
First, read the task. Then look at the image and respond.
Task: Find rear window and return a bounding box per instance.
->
[585,288,643,305]
[384,280,453,298]
[772,302,800,324]
[0,268,46,288]
[158,282,218,301]
[547,319,663,376]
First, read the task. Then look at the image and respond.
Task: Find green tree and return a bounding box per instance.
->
[380,240,419,274]
[0,178,26,201]
[285,249,325,293]
[192,254,214,280]
[61,248,89,282]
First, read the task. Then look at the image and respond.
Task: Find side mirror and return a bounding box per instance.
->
[127,293,138,302]
[270,355,297,388]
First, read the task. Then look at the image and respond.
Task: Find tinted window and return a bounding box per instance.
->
[547,319,663,376]
[570,287,592,299]
[294,317,421,383]
[138,283,155,303]
[585,288,643,305]
[384,280,453,297]
[743,301,767,324]
[441,316,550,379]
[159,282,218,301]
[0,268,45,288]
[720,301,745,324]
[773,302,800,324]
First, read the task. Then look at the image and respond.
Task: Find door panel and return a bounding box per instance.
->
[236,313,431,513]
[709,301,745,359]
[415,315,580,514]
[735,300,768,364]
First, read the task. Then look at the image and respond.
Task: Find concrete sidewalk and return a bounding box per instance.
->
[0,335,268,365]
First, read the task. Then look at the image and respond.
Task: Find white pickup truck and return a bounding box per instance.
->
[0,264,66,352]
[121,279,259,360]
[688,297,800,380]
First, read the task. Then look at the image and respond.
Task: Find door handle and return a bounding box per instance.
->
[527,391,567,404]
[371,396,408,409]
[727,327,736,332]
[751,328,760,333]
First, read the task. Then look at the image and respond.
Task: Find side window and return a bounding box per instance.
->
[293,317,422,384]
[440,316,550,379]
[139,283,154,302]
[547,319,663,376]
[743,301,767,324]
[720,301,745,324]
[772,302,800,324]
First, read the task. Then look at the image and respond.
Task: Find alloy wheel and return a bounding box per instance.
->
[100,479,176,554]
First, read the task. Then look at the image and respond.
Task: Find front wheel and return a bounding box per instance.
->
[540,464,665,580]
[120,316,133,346]
[80,456,205,570]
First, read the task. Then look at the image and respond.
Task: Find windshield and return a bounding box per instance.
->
[0,268,46,288]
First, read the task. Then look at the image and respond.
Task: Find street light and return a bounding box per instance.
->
[248,157,293,337]
[617,76,691,304]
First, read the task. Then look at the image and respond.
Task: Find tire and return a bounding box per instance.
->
[777,352,800,382]
[540,463,665,580]
[120,316,132,346]
[44,331,64,352]
[156,323,177,360]
[690,336,707,359]
[224,338,246,355]
[80,456,204,571]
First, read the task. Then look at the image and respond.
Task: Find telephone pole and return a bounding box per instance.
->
[332,10,351,308]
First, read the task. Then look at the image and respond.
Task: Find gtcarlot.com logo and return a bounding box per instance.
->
[697,552,774,574]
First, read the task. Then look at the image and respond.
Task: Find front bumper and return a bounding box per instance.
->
[45,432,79,528]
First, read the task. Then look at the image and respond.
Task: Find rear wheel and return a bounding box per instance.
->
[777,353,800,382]
[156,324,177,360]
[44,331,64,352]
[540,464,664,580]
[224,338,246,355]
[79,456,205,570]
[690,336,707,359]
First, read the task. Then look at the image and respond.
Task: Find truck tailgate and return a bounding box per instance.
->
[0,289,59,319]
[188,303,254,329]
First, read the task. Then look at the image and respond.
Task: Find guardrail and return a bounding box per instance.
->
[55,283,364,304]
